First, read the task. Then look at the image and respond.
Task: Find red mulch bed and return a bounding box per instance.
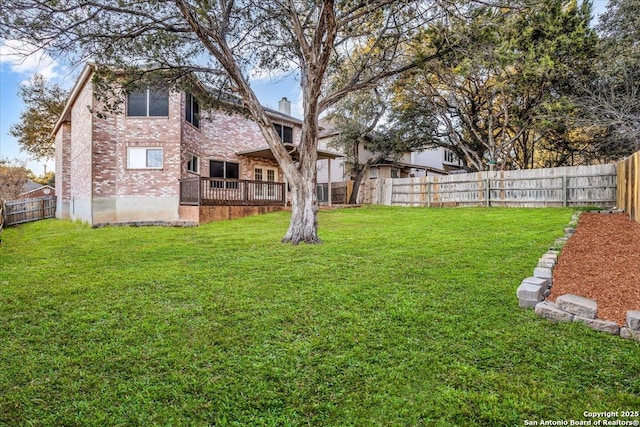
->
[549,212,640,325]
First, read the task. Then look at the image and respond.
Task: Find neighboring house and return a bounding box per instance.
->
[53,63,340,225]
[316,118,463,202]
[410,148,465,175]
[18,181,56,200]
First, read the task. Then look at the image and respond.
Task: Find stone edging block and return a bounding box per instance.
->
[626,311,640,331]
[573,316,619,335]
[533,267,553,280]
[620,328,640,342]
[556,294,598,319]
[541,253,558,262]
[535,301,574,322]
[517,278,547,307]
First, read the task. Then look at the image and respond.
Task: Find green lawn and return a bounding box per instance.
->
[1,207,638,426]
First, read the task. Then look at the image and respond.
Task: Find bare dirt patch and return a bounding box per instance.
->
[549,212,640,325]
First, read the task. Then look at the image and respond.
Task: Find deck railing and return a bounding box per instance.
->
[180,177,286,206]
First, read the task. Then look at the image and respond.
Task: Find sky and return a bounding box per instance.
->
[0,1,608,177]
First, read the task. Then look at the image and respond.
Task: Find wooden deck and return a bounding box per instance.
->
[180,177,286,207]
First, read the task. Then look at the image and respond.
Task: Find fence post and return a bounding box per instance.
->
[485,175,490,207]
[562,175,568,207]
[0,198,4,232]
[427,181,432,208]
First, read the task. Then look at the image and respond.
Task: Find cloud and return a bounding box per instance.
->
[0,39,61,80]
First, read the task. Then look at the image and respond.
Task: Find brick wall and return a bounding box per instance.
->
[92,106,117,199]
[55,122,72,218]
[112,91,182,198]
[69,81,94,221]
[183,107,299,183]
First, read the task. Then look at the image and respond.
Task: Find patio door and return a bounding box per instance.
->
[254,167,277,199]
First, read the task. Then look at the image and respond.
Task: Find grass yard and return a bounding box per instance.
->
[1,206,639,426]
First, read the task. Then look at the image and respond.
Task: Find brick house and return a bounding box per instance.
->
[18,181,56,200]
[54,64,340,225]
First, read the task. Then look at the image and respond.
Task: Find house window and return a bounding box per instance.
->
[127,88,169,117]
[187,154,199,174]
[127,147,163,169]
[185,93,200,128]
[274,123,293,144]
[210,160,239,188]
[444,149,459,165]
[369,168,379,179]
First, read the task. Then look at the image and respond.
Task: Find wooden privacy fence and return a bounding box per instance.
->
[617,152,640,221]
[360,164,617,208]
[4,196,57,226]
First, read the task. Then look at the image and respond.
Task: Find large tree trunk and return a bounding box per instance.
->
[281,76,322,244]
[282,169,320,244]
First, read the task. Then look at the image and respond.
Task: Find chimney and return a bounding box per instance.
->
[278,97,291,116]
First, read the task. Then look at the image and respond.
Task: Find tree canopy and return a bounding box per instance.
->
[0,159,30,200]
[388,0,597,171]
[572,0,640,160]
[9,75,68,161]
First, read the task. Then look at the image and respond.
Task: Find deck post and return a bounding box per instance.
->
[243,180,248,204]
[327,160,332,207]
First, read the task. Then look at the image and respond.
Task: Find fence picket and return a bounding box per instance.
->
[617,153,640,221]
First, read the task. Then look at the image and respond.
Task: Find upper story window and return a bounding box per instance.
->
[274,123,293,144]
[127,88,169,117]
[185,93,200,128]
[443,149,460,165]
[127,147,163,169]
[187,153,199,174]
